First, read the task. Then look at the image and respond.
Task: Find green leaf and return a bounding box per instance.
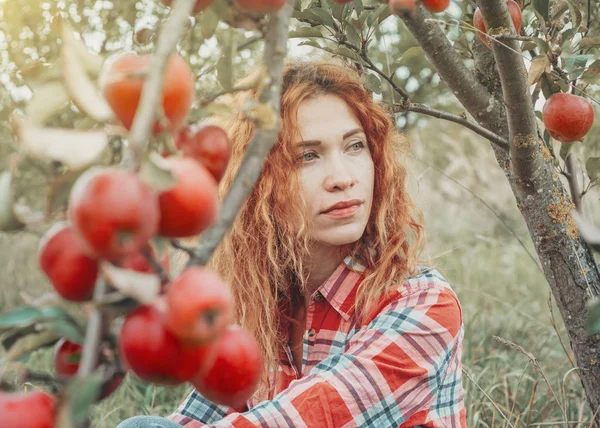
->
[399,46,424,62]
[351,9,370,31]
[329,0,347,23]
[198,8,219,39]
[289,26,324,38]
[345,21,362,47]
[565,54,593,80]
[292,9,322,23]
[0,306,70,331]
[216,30,235,91]
[362,72,382,94]
[352,0,363,15]
[586,157,600,181]
[310,8,336,28]
[41,319,85,344]
[533,0,549,22]
[367,4,386,27]
[65,374,104,422]
[588,298,600,333]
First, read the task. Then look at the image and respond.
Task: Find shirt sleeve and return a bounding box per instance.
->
[169,285,466,428]
[167,391,248,425]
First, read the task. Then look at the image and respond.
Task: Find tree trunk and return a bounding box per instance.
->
[400,4,600,423]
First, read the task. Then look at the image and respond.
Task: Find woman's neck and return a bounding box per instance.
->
[304,246,345,303]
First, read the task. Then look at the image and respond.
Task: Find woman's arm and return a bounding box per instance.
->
[169,285,466,427]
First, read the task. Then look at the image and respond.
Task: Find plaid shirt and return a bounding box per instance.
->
[168,256,466,427]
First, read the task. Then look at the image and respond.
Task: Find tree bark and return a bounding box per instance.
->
[401,3,600,422]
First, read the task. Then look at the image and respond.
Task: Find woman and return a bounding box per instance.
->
[118,57,466,427]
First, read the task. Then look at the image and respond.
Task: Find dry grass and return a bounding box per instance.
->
[0,120,597,427]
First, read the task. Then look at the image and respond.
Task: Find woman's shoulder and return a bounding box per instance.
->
[362,265,463,328]
[401,265,456,296]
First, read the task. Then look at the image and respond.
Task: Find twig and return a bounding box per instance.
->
[77,278,108,378]
[187,0,293,267]
[397,102,509,150]
[196,83,261,109]
[141,246,170,284]
[565,153,582,213]
[494,34,537,42]
[121,0,198,171]
[170,239,195,256]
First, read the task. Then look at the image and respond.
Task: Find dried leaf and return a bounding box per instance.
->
[14,117,108,169]
[139,152,178,192]
[26,81,70,126]
[0,172,24,232]
[581,60,600,86]
[527,55,550,86]
[62,26,113,122]
[101,262,161,304]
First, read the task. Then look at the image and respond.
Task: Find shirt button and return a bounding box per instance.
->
[307,328,316,337]
[314,292,325,302]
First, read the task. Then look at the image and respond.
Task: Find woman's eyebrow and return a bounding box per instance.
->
[295,128,365,148]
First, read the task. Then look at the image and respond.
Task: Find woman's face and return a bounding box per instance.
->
[294,93,375,250]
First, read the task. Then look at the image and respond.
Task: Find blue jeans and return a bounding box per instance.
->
[116,416,183,428]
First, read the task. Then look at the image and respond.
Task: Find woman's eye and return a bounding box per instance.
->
[350,141,366,151]
[300,152,316,162]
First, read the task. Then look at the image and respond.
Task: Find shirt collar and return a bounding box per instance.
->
[312,254,366,321]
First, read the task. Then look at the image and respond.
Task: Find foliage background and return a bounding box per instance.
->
[1,0,600,426]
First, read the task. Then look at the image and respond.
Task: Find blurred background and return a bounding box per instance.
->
[1,0,600,426]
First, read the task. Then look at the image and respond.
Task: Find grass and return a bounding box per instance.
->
[0,121,597,427]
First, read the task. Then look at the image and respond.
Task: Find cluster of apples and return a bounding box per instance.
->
[0,48,262,428]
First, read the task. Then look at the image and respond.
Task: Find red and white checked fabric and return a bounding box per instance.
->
[168,256,466,427]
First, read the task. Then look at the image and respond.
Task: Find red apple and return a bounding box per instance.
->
[0,390,55,428]
[422,0,450,13]
[165,267,234,345]
[192,325,263,409]
[68,168,160,260]
[175,124,232,183]
[158,157,219,238]
[100,53,194,133]
[543,93,595,143]
[39,223,99,301]
[53,338,83,377]
[119,301,215,385]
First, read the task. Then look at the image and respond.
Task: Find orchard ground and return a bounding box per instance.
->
[1,120,598,427]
